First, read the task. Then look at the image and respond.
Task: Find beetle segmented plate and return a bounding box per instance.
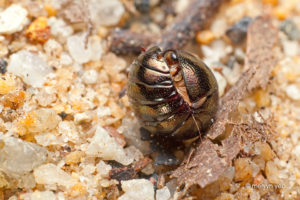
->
[128,46,219,140]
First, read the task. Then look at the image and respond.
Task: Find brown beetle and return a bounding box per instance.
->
[128,46,218,142]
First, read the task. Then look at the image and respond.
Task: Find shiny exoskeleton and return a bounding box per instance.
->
[128,46,218,141]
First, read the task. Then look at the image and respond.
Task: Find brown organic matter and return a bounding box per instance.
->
[110,0,225,54]
[109,157,152,181]
[172,16,278,189]
[127,46,219,141]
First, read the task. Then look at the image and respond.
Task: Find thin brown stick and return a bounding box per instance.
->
[109,157,152,181]
[156,0,224,50]
[82,0,93,49]
[110,29,156,55]
[109,0,224,54]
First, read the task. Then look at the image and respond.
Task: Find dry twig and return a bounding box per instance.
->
[172,16,278,189]
[109,157,152,181]
[109,0,224,54]
[110,29,156,54]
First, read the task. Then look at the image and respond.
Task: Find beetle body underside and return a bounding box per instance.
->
[128,46,219,141]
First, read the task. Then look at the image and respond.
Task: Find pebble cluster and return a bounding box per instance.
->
[0,0,299,200]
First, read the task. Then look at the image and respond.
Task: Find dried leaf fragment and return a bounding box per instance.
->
[109,157,151,181]
[172,16,278,189]
[208,15,278,140]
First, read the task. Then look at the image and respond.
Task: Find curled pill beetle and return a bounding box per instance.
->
[127,46,219,164]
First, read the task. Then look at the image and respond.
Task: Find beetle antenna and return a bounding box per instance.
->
[191,113,201,139]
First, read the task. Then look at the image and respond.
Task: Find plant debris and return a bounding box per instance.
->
[156,0,223,50]
[207,15,278,140]
[109,157,152,181]
[109,0,224,54]
[172,16,278,189]
[110,29,155,55]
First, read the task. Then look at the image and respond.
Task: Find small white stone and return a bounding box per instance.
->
[124,146,144,162]
[23,190,56,200]
[67,33,90,64]
[250,162,260,177]
[282,40,299,57]
[58,121,79,143]
[211,18,227,37]
[67,33,103,64]
[202,40,228,66]
[34,163,76,188]
[35,132,63,147]
[80,164,96,176]
[222,167,235,181]
[57,192,65,200]
[35,86,56,107]
[117,117,149,153]
[249,190,260,200]
[44,39,63,58]
[27,108,61,133]
[82,69,98,84]
[96,160,112,178]
[102,53,127,72]
[18,173,36,189]
[72,62,83,72]
[8,50,53,88]
[149,0,160,7]
[175,0,190,14]
[46,0,65,10]
[48,17,74,43]
[222,63,242,85]
[0,4,28,34]
[119,179,154,200]
[86,126,133,165]
[96,107,112,118]
[213,70,227,96]
[89,0,125,27]
[8,196,17,200]
[85,88,97,101]
[100,179,118,188]
[89,36,103,61]
[141,163,154,175]
[286,84,300,100]
[292,145,300,157]
[291,132,300,145]
[156,186,171,200]
[74,112,92,124]
[60,52,73,66]
[225,3,245,24]
[0,136,47,177]
[150,8,165,24]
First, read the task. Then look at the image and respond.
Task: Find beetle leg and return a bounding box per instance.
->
[191,113,202,139]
